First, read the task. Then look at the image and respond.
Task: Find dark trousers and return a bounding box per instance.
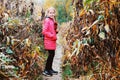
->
[45,50,55,71]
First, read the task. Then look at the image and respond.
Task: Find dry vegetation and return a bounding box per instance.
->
[61,0,120,80]
[0,0,45,79]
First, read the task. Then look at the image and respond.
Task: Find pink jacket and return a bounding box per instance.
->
[42,17,57,50]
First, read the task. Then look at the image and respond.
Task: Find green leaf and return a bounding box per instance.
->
[26,10,31,18]
[98,32,106,40]
[63,62,72,76]
[97,15,104,21]
[3,58,13,62]
[84,0,93,5]
[6,47,14,54]
[13,67,19,71]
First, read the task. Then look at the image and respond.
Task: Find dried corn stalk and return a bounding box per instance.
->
[62,0,120,79]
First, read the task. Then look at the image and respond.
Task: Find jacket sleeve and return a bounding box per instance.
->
[42,18,56,40]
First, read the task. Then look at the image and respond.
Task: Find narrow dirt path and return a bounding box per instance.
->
[43,41,63,80]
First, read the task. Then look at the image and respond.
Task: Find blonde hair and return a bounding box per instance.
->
[45,7,56,17]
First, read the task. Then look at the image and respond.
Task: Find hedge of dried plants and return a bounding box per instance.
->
[62,0,120,80]
[0,2,45,79]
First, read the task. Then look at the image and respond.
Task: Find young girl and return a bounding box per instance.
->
[42,7,58,76]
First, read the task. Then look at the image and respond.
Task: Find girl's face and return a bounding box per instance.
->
[48,9,55,19]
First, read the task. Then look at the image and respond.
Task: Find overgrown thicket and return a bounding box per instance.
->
[62,0,120,79]
[0,1,45,79]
